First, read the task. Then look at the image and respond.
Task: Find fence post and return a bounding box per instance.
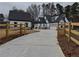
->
[68,22,71,42]
[72,24,73,30]
[67,22,71,56]
[20,24,22,35]
[6,22,9,39]
[63,22,65,39]
[24,24,26,34]
[57,22,59,38]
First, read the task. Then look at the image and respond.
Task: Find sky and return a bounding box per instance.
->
[0,2,74,16]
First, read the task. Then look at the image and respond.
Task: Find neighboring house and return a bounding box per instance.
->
[55,14,79,30]
[8,10,32,28]
[0,14,4,21]
[34,17,48,29]
[55,14,69,23]
[0,14,7,29]
[54,14,69,28]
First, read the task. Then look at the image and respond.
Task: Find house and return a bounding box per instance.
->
[55,14,70,23]
[55,14,79,30]
[8,10,32,28]
[0,14,7,29]
[34,17,48,29]
[54,14,69,28]
[0,14,4,21]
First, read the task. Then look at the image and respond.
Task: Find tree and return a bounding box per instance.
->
[27,4,40,20]
[65,5,71,17]
[50,3,55,16]
[64,2,79,18]
[42,3,46,16]
[71,2,79,16]
[64,2,79,22]
[56,3,63,15]
[27,4,40,29]
[42,3,55,16]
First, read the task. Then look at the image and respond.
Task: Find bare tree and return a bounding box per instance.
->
[56,3,64,15]
[12,6,17,10]
[27,4,40,20]
[27,4,40,29]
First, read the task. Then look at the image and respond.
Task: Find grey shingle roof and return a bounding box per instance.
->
[8,10,32,22]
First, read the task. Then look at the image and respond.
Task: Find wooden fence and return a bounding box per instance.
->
[58,22,79,45]
[0,23,31,40]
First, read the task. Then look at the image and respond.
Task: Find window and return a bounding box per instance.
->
[14,22,17,27]
[25,23,28,27]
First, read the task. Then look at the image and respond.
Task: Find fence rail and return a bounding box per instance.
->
[58,22,79,45]
[0,23,30,40]
[65,22,79,26]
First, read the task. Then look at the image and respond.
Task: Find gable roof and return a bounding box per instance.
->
[55,14,69,23]
[8,10,32,22]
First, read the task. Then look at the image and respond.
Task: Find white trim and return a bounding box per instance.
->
[65,17,69,22]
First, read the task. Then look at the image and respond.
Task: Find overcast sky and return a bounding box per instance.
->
[0,2,74,16]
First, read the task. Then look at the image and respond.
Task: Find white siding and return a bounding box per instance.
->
[10,21,31,28]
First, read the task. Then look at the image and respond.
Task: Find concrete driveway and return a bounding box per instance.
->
[0,27,64,57]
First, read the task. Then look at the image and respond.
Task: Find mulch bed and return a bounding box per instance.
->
[57,30,79,57]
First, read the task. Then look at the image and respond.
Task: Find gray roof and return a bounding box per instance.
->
[55,14,69,23]
[8,10,32,22]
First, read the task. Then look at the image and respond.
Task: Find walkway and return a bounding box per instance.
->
[0,27,64,57]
